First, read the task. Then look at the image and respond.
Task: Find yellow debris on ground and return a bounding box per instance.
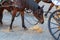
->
[29,25,43,33]
[0,28,10,33]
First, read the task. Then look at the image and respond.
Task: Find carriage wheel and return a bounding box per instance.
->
[48,10,60,40]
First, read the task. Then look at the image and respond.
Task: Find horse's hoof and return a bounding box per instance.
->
[0,21,3,24]
[24,27,28,30]
[9,29,14,32]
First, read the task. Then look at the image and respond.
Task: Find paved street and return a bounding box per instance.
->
[0,2,56,40]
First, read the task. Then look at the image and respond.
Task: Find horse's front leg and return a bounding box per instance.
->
[45,3,54,17]
[10,16,15,30]
[20,11,28,30]
[0,9,3,24]
[0,13,3,24]
[10,9,17,30]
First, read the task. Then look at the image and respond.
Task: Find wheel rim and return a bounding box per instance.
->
[48,10,60,40]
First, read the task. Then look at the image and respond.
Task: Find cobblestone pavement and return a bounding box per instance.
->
[0,2,56,40]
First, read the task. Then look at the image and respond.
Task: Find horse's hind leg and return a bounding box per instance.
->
[20,11,28,30]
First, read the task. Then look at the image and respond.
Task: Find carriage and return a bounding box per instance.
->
[0,0,60,40]
[47,0,60,40]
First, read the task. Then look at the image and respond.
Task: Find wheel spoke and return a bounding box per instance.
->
[50,22,59,26]
[49,10,60,40]
[53,14,60,23]
[54,13,60,18]
[53,30,60,35]
[51,27,58,29]
[53,16,58,21]
[57,33,60,40]
[56,14,59,18]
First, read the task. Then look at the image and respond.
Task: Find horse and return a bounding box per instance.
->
[9,0,44,30]
[0,0,41,24]
[0,0,54,24]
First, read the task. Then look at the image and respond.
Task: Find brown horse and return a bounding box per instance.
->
[9,0,44,30]
[0,0,54,24]
[0,0,44,30]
